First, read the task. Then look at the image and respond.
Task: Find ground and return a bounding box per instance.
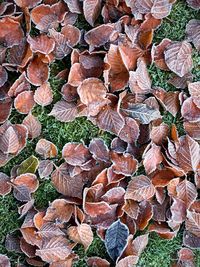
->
[0,0,200,266]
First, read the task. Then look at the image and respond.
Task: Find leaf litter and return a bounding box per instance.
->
[0,0,200,266]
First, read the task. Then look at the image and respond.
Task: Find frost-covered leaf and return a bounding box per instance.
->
[122,103,161,124]
[105,220,129,261]
[17,155,39,175]
[164,41,193,77]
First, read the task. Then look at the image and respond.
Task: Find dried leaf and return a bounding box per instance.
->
[62,143,91,166]
[22,113,42,139]
[105,220,129,261]
[125,175,155,202]
[14,91,35,114]
[0,254,10,267]
[0,172,11,196]
[164,41,193,77]
[0,126,19,154]
[51,163,85,198]
[49,100,78,122]
[122,103,161,124]
[36,236,72,263]
[77,223,94,250]
[34,83,53,107]
[35,139,58,159]
[38,160,54,178]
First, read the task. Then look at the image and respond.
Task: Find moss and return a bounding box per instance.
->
[74,235,112,267]
[138,233,182,267]
[34,180,59,209]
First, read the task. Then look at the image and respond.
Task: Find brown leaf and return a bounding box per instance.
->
[153,87,180,117]
[0,17,24,48]
[77,78,109,116]
[31,2,67,32]
[38,222,65,240]
[176,179,197,209]
[13,173,39,193]
[38,160,54,178]
[64,0,81,13]
[184,121,200,141]
[14,0,42,8]
[36,236,72,263]
[22,113,42,139]
[8,72,31,97]
[34,83,53,107]
[102,187,125,205]
[0,126,19,154]
[89,138,109,162]
[122,200,139,219]
[176,135,200,173]
[168,72,193,89]
[0,100,12,124]
[170,198,186,223]
[35,139,58,159]
[135,0,173,19]
[49,29,72,60]
[85,24,116,49]
[125,175,155,202]
[83,0,101,26]
[129,58,152,94]
[183,230,200,248]
[136,201,153,230]
[28,34,55,55]
[61,25,81,47]
[0,172,11,196]
[177,247,195,267]
[0,66,7,87]
[181,97,200,122]
[151,38,172,70]
[44,199,73,223]
[188,82,200,108]
[77,223,94,250]
[51,162,85,198]
[116,255,139,267]
[27,57,49,86]
[104,44,130,92]
[150,123,169,145]
[186,210,200,237]
[186,19,200,51]
[13,184,31,202]
[87,257,110,267]
[94,100,125,135]
[148,222,177,239]
[0,254,10,267]
[20,237,36,258]
[62,143,91,166]
[5,233,21,253]
[118,117,140,144]
[68,63,85,87]
[111,152,138,176]
[164,41,193,77]
[49,100,79,122]
[186,0,200,10]
[14,91,35,114]
[18,199,34,218]
[143,143,163,174]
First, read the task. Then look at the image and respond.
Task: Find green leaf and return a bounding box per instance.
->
[17,155,39,175]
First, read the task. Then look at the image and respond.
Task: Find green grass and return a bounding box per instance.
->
[0,0,200,266]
